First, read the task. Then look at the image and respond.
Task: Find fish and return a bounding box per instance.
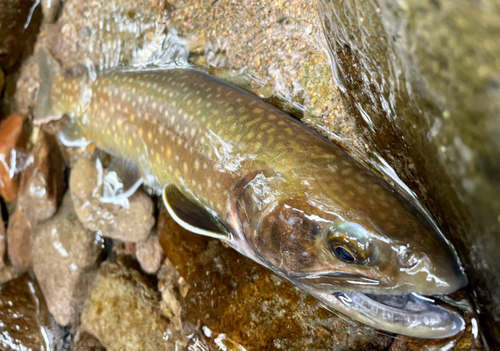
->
[35,48,468,338]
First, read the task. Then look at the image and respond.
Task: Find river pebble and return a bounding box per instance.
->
[136,229,163,274]
[80,261,176,351]
[32,192,102,326]
[0,274,64,351]
[6,210,33,273]
[17,131,65,221]
[70,157,155,242]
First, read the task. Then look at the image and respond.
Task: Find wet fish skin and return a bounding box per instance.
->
[36,49,467,337]
[47,67,465,294]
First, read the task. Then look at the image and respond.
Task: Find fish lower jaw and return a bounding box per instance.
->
[311,290,465,339]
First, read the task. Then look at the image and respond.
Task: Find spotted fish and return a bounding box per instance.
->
[35,48,467,338]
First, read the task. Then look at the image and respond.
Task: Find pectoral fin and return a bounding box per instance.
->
[162,184,231,241]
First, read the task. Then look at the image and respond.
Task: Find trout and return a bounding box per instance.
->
[35,48,467,338]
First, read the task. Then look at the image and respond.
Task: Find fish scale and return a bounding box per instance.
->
[52,69,338,215]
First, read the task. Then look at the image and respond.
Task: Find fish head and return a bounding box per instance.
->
[235,172,467,296]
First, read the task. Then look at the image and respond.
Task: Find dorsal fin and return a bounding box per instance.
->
[162,184,232,241]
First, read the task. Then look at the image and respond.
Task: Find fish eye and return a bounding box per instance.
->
[326,222,377,264]
[331,244,357,263]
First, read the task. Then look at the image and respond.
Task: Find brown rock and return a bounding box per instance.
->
[7,210,33,272]
[158,209,393,351]
[0,0,42,71]
[32,192,102,326]
[136,229,163,274]
[0,114,28,202]
[70,157,155,242]
[0,206,5,270]
[18,131,66,221]
[0,274,63,351]
[80,261,176,351]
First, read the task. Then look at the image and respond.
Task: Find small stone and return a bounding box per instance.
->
[32,192,102,326]
[7,210,33,273]
[18,131,65,221]
[70,157,155,242]
[80,261,176,350]
[0,114,28,202]
[136,229,164,274]
[0,274,64,351]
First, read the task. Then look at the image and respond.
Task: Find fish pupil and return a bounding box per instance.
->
[335,246,355,262]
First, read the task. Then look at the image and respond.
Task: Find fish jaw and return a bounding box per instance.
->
[314,290,465,339]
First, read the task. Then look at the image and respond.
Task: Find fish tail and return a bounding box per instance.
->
[34,48,62,125]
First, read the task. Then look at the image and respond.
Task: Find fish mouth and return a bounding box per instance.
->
[299,274,465,339]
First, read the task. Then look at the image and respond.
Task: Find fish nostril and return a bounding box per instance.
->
[397,246,419,268]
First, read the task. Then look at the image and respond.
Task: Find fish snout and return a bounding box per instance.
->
[397,254,468,295]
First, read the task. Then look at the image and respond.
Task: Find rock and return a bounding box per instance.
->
[42,0,61,23]
[136,229,163,274]
[70,157,155,242]
[7,210,33,272]
[70,331,106,351]
[0,208,5,270]
[0,67,4,92]
[157,209,393,351]
[0,0,42,71]
[32,192,102,326]
[80,261,176,351]
[0,114,28,202]
[0,274,63,351]
[18,130,66,221]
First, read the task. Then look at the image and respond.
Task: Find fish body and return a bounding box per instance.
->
[36,49,467,338]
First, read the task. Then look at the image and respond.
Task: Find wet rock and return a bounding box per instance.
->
[0,0,42,71]
[0,274,63,350]
[42,0,61,23]
[32,192,102,326]
[0,67,4,92]
[0,114,28,202]
[136,229,163,274]
[70,331,106,351]
[0,206,5,270]
[18,131,66,221]
[80,261,175,351]
[158,209,393,351]
[70,157,155,242]
[7,210,33,272]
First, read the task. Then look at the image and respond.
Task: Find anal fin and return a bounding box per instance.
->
[163,184,231,241]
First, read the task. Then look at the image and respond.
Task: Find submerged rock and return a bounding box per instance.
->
[32,192,102,326]
[7,210,33,273]
[157,208,393,351]
[0,274,63,351]
[70,157,155,242]
[80,261,175,351]
[136,229,163,274]
[18,130,65,222]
